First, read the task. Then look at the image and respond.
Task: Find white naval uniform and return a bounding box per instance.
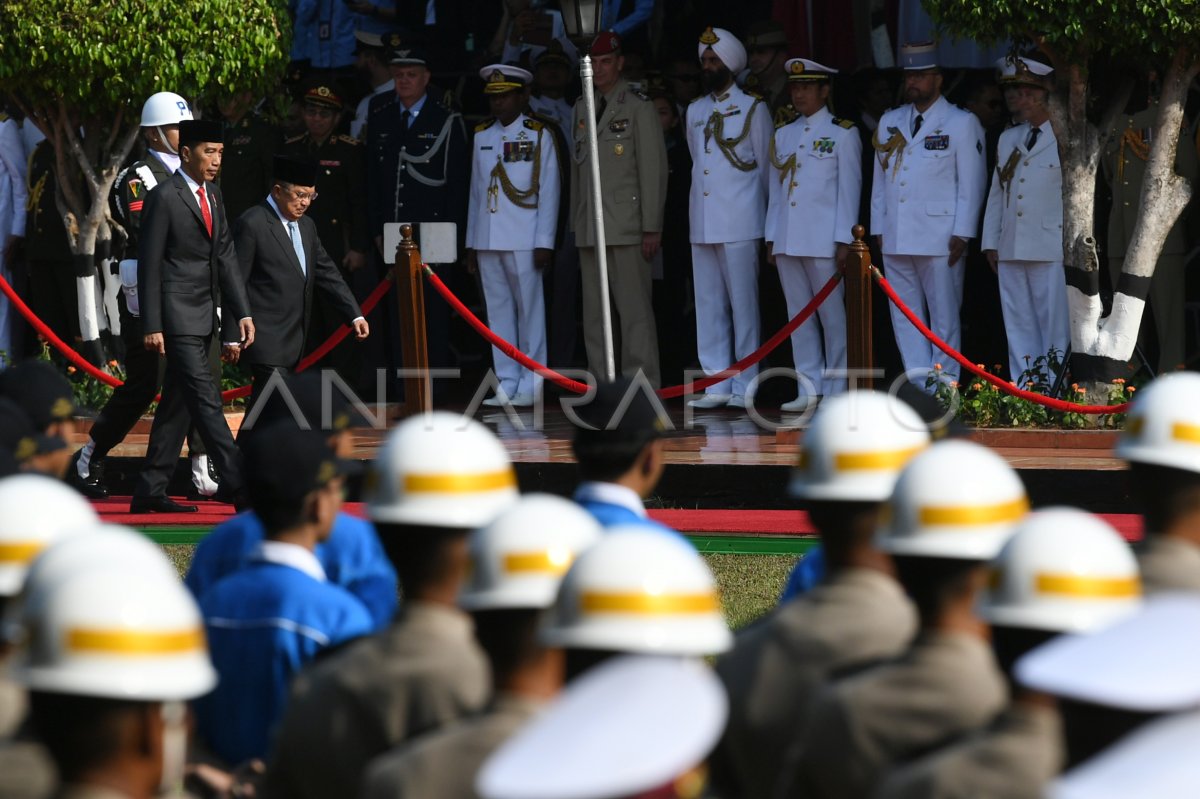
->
[870,96,986,385]
[981,120,1067,385]
[0,116,28,360]
[765,106,862,398]
[686,84,772,399]
[467,113,561,400]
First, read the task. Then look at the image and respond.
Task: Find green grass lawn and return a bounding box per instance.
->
[161,546,798,632]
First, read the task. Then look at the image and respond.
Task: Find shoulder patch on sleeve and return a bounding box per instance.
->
[523,117,544,131]
[834,117,856,129]
[475,117,496,132]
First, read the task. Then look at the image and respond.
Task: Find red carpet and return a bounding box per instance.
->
[94,499,1144,541]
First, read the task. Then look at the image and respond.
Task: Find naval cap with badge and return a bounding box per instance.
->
[698,26,747,75]
[899,41,939,72]
[479,64,533,95]
[784,57,838,82]
[996,54,1053,89]
[388,35,429,68]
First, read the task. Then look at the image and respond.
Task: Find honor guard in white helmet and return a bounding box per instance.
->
[714,391,929,798]
[12,550,216,799]
[264,412,516,799]
[362,495,602,799]
[1114,372,1200,592]
[477,655,728,799]
[877,508,1142,799]
[541,526,731,681]
[790,440,1025,799]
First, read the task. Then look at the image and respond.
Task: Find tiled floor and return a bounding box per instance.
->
[80,404,1127,472]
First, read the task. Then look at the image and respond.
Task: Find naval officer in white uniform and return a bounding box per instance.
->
[686,26,773,409]
[466,64,561,407]
[871,42,986,389]
[766,58,861,412]
[982,56,1068,386]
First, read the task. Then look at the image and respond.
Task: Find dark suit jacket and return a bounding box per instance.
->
[138,171,250,340]
[234,202,361,367]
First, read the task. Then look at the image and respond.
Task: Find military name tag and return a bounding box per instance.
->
[924,135,949,150]
[812,137,835,154]
[480,145,494,151]
[319,159,341,167]
[230,135,252,146]
[609,118,629,133]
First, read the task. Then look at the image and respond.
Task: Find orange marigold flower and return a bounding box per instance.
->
[1075,386,1086,394]
[1128,386,1136,392]
[972,382,983,391]
[933,363,943,371]
[949,381,959,389]
[66,366,76,374]
[1071,383,1079,390]
[108,359,119,368]
[1113,378,1125,384]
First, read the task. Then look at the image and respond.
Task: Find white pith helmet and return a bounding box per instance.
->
[460,494,603,611]
[789,390,930,501]
[879,439,1028,560]
[366,411,520,528]
[540,527,732,657]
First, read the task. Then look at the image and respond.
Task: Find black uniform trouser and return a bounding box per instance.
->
[134,333,242,499]
[89,307,207,460]
[244,363,295,427]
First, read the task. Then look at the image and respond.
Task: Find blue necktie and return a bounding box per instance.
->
[288,220,306,276]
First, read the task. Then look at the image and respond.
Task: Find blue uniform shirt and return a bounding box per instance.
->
[779,545,827,603]
[185,511,398,629]
[573,482,690,544]
[195,543,373,765]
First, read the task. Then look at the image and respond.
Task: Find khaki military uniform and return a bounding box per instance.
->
[712,569,917,798]
[1137,535,1200,593]
[1102,102,1198,372]
[262,602,490,799]
[0,740,56,799]
[360,693,544,799]
[570,78,667,386]
[787,631,1008,799]
[874,702,1063,799]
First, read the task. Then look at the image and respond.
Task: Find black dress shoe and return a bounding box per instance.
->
[66,450,109,499]
[129,496,198,514]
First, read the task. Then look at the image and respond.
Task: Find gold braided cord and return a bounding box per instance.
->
[997,147,1022,204]
[27,172,46,212]
[1116,128,1149,184]
[488,130,542,211]
[704,97,763,172]
[872,128,906,175]
[768,136,798,196]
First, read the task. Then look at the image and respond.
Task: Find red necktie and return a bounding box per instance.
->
[197,185,213,237]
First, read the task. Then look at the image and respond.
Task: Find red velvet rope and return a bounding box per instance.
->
[423,266,842,398]
[871,268,1131,414]
[0,271,393,402]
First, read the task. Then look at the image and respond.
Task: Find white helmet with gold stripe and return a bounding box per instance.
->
[540,527,732,656]
[789,390,930,501]
[13,547,216,701]
[460,494,603,611]
[366,411,520,528]
[0,475,98,596]
[983,507,1141,632]
[878,439,1028,560]
[1115,372,1200,474]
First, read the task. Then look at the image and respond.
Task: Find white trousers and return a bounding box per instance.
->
[998,259,1069,385]
[478,250,546,398]
[691,241,760,397]
[883,253,965,385]
[776,254,847,397]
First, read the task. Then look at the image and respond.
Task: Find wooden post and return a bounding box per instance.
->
[845,224,874,389]
[394,224,431,416]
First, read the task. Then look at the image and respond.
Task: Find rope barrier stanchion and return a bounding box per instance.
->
[423,265,843,398]
[295,277,394,372]
[870,267,1130,415]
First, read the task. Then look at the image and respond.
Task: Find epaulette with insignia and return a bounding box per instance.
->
[744,88,765,100]
[285,133,305,144]
[337,134,361,145]
[632,90,651,102]
[475,117,496,132]
[523,117,544,131]
[835,117,856,129]
[0,112,9,123]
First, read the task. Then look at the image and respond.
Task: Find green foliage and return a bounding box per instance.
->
[923,0,1200,62]
[0,0,291,115]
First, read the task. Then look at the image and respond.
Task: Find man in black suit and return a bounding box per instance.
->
[236,155,368,414]
[132,119,256,513]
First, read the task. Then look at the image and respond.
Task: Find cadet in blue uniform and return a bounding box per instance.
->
[195,422,372,766]
[185,373,397,628]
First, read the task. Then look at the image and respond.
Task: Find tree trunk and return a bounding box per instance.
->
[1061,52,1197,384]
